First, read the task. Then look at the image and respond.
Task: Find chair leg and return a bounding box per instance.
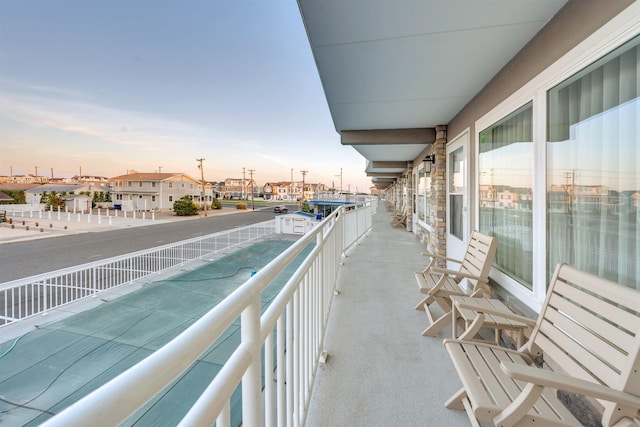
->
[445,387,467,411]
[422,309,453,337]
[414,294,434,310]
[457,313,485,342]
[446,388,482,427]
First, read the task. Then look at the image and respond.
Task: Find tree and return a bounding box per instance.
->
[42,191,64,209]
[173,195,198,216]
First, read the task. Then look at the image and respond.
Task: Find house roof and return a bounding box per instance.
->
[25,184,88,193]
[0,183,41,191]
[0,190,13,201]
[110,173,180,181]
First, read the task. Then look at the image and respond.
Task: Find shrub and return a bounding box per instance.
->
[211,198,222,210]
[173,196,198,216]
[236,203,247,210]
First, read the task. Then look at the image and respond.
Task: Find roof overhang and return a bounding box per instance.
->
[342,128,434,179]
[298,1,567,188]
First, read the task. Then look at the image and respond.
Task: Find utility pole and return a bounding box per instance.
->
[196,158,207,217]
[290,168,293,202]
[300,170,308,208]
[248,169,255,210]
[158,166,162,173]
[242,167,246,200]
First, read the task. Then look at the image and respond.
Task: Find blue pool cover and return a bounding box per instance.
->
[0,238,312,426]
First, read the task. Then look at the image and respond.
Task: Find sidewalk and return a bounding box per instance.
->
[0,208,246,245]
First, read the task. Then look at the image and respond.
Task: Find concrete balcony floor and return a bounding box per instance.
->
[306,209,469,426]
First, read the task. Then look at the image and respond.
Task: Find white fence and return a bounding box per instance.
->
[41,202,373,427]
[0,221,276,326]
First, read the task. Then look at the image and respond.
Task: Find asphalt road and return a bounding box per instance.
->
[0,208,279,283]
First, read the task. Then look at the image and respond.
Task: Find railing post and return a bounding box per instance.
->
[241,296,263,426]
[92,266,97,295]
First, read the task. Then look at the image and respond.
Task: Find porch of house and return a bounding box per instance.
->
[305,207,470,426]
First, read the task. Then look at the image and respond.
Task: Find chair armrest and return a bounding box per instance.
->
[421,252,462,264]
[456,303,537,327]
[443,339,533,362]
[500,362,640,408]
[430,267,489,283]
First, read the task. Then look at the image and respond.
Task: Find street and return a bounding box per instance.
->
[0,209,278,283]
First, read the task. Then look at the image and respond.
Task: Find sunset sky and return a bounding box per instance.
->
[0,0,372,193]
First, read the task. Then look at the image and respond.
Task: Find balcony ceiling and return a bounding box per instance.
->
[298,0,567,188]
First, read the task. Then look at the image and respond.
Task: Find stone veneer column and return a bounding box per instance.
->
[405,165,413,232]
[429,125,447,267]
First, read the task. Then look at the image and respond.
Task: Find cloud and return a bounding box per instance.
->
[0,89,207,152]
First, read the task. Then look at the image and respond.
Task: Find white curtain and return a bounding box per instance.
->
[479,103,533,288]
[547,38,639,290]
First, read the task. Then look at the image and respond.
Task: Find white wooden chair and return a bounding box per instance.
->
[444,263,640,427]
[414,231,497,337]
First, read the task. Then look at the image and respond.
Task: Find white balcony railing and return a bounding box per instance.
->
[39,202,373,426]
[0,221,276,326]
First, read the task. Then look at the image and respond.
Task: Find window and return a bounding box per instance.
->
[128,181,132,187]
[152,182,156,188]
[139,182,142,187]
[416,164,431,224]
[152,196,156,202]
[169,182,173,189]
[449,146,465,241]
[169,195,173,202]
[479,102,534,288]
[547,36,639,290]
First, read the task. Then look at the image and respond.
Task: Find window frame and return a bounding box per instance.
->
[474,9,639,310]
[415,162,432,231]
[477,101,535,291]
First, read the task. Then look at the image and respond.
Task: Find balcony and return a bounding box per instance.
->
[0,203,474,425]
[303,208,468,426]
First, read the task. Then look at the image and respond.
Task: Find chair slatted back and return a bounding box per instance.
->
[528,263,640,422]
[458,231,498,291]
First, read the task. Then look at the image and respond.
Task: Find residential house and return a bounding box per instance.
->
[0,174,45,184]
[110,172,204,212]
[302,182,326,202]
[71,175,110,189]
[24,184,93,210]
[262,181,301,201]
[0,191,13,203]
[221,178,244,199]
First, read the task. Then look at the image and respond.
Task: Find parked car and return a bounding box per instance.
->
[274,205,288,213]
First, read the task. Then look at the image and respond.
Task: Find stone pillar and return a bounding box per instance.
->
[429,125,447,267]
[405,165,413,232]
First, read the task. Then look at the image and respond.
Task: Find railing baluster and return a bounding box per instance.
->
[9,203,374,427]
[0,220,277,326]
[276,314,286,427]
[242,296,263,426]
[265,332,275,427]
